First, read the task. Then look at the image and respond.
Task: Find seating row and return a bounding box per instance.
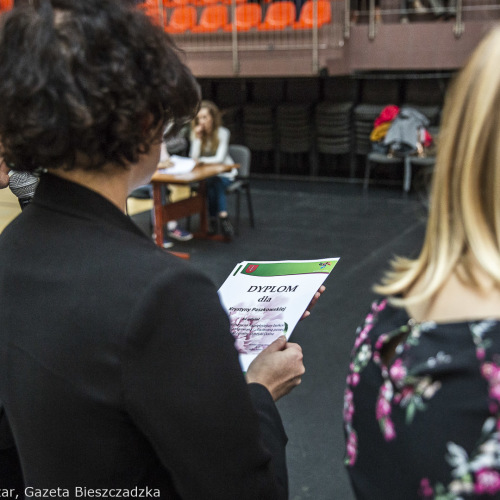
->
[140,1,331,33]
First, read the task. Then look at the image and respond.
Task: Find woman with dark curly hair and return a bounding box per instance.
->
[0,0,308,495]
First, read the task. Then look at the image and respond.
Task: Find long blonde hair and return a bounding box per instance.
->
[192,100,222,155]
[375,26,500,305]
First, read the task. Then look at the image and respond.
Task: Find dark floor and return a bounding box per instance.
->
[132,178,428,500]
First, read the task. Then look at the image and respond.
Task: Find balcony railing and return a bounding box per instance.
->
[139,0,500,75]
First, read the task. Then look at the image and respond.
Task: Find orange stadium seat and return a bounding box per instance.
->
[137,1,167,27]
[258,1,296,30]
[164,0,191,7]
[294,0,331,28]
[224,3,262,31]
[191,5,228,32]
[196,0,221,6]
[0,0,13,11]
[221,0,247,5]
[165,6,197,33]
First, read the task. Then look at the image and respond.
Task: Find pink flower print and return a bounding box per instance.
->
[482,362,500,381]
[375,334,389,351]
[343,390,355,424]
[380,380,393,398]
[345,430,358,466]
[390,359,407,384]
[419,478,433,498]
[374,299,387,313]
[348,372,360,387]
[382,418,396,441]
[474,468,500,495]
[490,383,500,403]
[354,330,368,350]
[477,347,486,361]
[376,396,391,420]
[400,386,415,405]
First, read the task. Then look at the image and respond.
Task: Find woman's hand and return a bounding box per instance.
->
[246,336,305,401]
[300,285,326,321]
[0,160,10,189]
[194,124,204,139]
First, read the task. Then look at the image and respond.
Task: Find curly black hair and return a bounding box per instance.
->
[0,0,200,171]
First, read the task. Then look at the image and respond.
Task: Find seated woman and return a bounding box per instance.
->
[190,100,236,238]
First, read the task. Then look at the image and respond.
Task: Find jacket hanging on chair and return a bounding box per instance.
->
[383,106,430,157]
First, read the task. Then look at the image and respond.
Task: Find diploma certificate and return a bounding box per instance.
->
[218,258,339,371]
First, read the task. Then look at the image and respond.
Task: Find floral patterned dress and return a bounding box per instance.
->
[344,299,500,499]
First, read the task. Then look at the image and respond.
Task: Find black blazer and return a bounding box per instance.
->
[0,173,288,498]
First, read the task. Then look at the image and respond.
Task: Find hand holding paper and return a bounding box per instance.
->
[218,258,339,371]
[300,284,326,320]
[246,336,305,401]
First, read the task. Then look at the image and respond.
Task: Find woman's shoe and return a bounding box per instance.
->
[208,217,218,235]
[168,227,193,242]
[219,216,234,238]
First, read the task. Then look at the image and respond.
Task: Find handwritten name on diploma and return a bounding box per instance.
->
[10,487,162,498]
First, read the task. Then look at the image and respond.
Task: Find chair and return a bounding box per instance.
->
[191,5,228,32]
[137,2,166,27]
[164,0,191,7]
[221,0,247,5]
[0,0,13,11]
[195,0,220,6]
[227,145,255,235]
[364,152,407,192]
[258,1,296,30]
[293,0,331,29]
[165,6,197,33]
[224,3,262,31]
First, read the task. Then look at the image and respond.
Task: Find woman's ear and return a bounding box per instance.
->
[140,114,163,144]
[140,113,155,135]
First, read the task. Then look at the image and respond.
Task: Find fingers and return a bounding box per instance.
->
[0,160,10,189]
[264,335,287,353]
[245,340,305,401]
[300,285,326,321]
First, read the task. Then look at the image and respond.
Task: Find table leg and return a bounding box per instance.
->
[153,183,164,247]
[197,180,208,235]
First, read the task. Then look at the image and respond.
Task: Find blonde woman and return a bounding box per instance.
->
[344,27,500,499]
[190,100,236,237]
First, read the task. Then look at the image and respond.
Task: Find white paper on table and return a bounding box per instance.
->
[218,258,339,372]
[157,155,196,175]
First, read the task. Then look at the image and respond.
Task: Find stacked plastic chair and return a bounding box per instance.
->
[315,101,352,157]
[353,104,386,156]
[351,103,386,179]
[276,103,316,176]
[242,104,276,174]
[222,106,243,145]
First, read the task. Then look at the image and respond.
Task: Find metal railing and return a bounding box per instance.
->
[144,0,500,75]
[344,0,500,40]
[150,0,344,74]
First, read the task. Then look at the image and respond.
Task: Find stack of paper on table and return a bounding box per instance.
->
[157,155,196,175]
[218,258,339,371]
